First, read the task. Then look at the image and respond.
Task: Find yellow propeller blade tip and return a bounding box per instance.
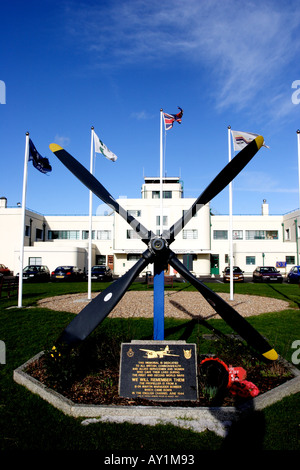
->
[263,349,278,361]
[255,135,264,150]
[49,143,63,153]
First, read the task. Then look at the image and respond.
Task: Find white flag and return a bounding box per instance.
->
[93,132,117,162]
[231,130,269,151]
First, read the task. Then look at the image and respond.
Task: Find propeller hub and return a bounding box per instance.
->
[149,236,168,254]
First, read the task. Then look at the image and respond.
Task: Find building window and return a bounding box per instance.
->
[246,230,264,240]
[25,225,30,237]
[245,230,278,240]
[128,210,141,217]
[286,256,295,264]
[183,229,198,239]
[225,254,229,263]
[156,215,168,226]
[266,230,278,239]
[48,230,80,240]
[213,230,228,240]
[151,191,172,199]
[83,230,111,240]
[126,230,140,239]
[127,254,141,261]
[233,230,243,240]
[36,228,43,240]
[285,228,290,240]
[96,255,106,265]
[97,230,111,240]
[29,257,42,265]
[82,230,95,240]
[246,256,256,265]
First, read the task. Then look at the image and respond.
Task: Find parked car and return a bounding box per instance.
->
[287,266,300,283]
[0,264,11,276]
[222,266,244,282]
[51,266,84,281]
[87,265,113,281]
[253,266,283,283]
[17,265,50,282]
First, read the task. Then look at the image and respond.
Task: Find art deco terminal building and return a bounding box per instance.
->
[0,176,299,278]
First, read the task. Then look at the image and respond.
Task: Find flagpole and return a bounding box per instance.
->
[88,126,94,300]
[160,109,164,234]
[228,126,234,301]
[153,109,165,340]
[297,129,300,210]
[18,132,30,308]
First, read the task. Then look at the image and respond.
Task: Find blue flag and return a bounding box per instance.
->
[29,139,52,174]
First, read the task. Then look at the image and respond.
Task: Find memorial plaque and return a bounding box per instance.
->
[119,341,198,401]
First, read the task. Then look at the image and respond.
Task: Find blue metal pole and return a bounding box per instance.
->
[153,263,164,340]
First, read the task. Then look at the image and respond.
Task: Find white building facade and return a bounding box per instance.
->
[0,177,299,278]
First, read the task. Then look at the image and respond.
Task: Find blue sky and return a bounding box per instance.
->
[1,0,300,219]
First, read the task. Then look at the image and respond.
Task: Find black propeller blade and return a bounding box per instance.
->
[57,249,154,346]
[162,136,264,243]
[49,144,153,243]
[168,250,278,361]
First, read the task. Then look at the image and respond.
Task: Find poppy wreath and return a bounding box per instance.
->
[199,357,259,398]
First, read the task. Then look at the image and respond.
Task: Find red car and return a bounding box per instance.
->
[0,264,11,276]
[253,266,283,283]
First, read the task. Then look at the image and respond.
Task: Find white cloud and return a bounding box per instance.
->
[64,0,300,112]
[130,110,155,120]
[234,170,298,193]
[54,134,70,147]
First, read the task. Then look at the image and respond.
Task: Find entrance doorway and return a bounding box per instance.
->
[183,254,194,271]
[107,255,114,271]
[210,254,219,275]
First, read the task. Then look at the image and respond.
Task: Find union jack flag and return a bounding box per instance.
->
[163,107,183,130]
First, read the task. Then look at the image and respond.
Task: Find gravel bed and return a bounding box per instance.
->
[37,290,290,319]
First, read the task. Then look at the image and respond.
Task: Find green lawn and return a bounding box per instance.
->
[0,280,299,452]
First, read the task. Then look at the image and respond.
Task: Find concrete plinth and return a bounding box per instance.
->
[13,351,300,437]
